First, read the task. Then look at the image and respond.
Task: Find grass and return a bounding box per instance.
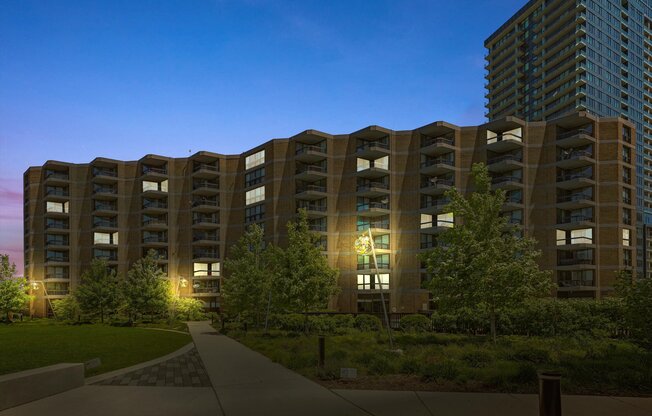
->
[227,328,652,396]
[0,320,191,376]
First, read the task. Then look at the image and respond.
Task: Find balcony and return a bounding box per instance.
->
[420,136,455,157]
[295,165,327,182]
[192,287,220,296]
[357,263,390,271]
[491,175,523,190]
[45,289,70,297]
[296,184,327,200]
[44,171,69,185]
[45,222,69,233]
[556,238,595,251]
[420,158,455,176]
[308,223,327,233]
[45,240,69,249]
[355,141,389,159]
[192,233,220,245]
[192,217,220,229]
[556,150,595,169]
[486,133,523,152]
[142,236,168,246]
[357,202,390,217]
[45,255,70,264]
[141,166,168,181]
[356,164,389,180]
[356,182,390,198]
[556,172,595,190]
[556,215,595,230]
[557,257,595,270]
[193,250,220,262]
[421,178,454,196]
[93,186,118,200]
[93,219,118,230]
[357,221,390,235]
[556,129,595,148]
[557,279,596,291]
[297,203,327,218]
[44,188,69,202]
[142,200,168,214]
[556,192,594,209]
[142,218,168,230]
[92,167,118,184]
[487,154,523,173]
[192,199,219,212]
[420,201,450,215]
[44,274,70,282]
[192,163,219,179]
[192,181,220,195]
[295,145,327,163]
[419,220,453,235]
[93,203,117,215]
[94,254,118,262]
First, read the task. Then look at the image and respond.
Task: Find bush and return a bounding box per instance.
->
[332,314,355,330]
[420,359,460,382]
[510,362,538,385]
[461,349,493,368]
[400,314,431,333]
[171,297,206,321]
[51,296,80,321]
[366,353,397,375]
[308,315,336,334]
[275,314,306,332]
[354,314,382,332]
[399,356,422,374]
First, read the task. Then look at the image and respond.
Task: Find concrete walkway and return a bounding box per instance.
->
[186,321,369,415]
[2,321,651,416]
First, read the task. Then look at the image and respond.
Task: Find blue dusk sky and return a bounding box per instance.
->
[0,0,525,274]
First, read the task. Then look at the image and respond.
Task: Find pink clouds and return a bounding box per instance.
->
[0,181,24,276]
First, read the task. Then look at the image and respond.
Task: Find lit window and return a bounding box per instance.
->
[357,158,370,171]
[245,186,265,205]
[623,229,631,246]
[357,273,389,290]
[245,150,265,170]
[420,214,433,228]
[46,201,69,213]
[571,228,592,244]
[375,156,389,170]
[142,180,167,192]
[94,232,118,245]
[437,212,454,227]
[193,262,220,277]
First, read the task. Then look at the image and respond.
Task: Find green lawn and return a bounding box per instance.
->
[0,321,191,376]
[229,329,652,396]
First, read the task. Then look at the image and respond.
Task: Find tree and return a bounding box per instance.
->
[75,259,123,323]
[122,250,170,322]
[223,224,273,327]
[171,297,206,321]
[0,254,30,322]
[51,296,80,321]
[420,163,553,342]
[275,209,339,330]
[615,270,652,348]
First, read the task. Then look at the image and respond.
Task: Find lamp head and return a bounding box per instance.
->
[354,234,372,255]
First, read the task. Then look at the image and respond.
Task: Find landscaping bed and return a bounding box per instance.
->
[227,328,652,397]
[0,320,191,376]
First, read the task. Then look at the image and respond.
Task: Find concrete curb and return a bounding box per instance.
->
[85,342,195,385]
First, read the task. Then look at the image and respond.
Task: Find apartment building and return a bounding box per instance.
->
[24,112,635,316]
[484,0,652,275]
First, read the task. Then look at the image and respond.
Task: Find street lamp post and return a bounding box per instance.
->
[30,280,57,319]
[355,228,394,349]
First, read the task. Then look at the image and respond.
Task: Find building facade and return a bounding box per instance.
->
[24,113,635,316]
[484,0,652,275]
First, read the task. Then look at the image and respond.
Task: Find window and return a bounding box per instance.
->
[245,150,265,170]
[193,262,220,277]
[623,229,631,246]
[357,254,389,269]
[623,167,631,184]
[245,186,265,205]
[557,228,593,245]
[437,212,454,227]
[357,274,389,290]
[46,201,69,213]
[375,156,389,170]
[622,188,631,204]
[622,146,631,163]
[245,167,265,187]
[93,248,117,260]
[94,232,118,245]
[623,249,633,267]
[142,180,168,192]
[245,204,265,222]
[623,208,632,225]
[356,158,370,171]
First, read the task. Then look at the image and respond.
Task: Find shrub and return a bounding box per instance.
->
[399,356,422,374]
[276,314,306,332]
[511,346,550,364]
[366,353,397,375]
[400,314,431,333]
[172,297,206,321]
[420,359,460,382]
[510,362,538,385]
[51,296,80,321]
[308,315,336,334]
[332,314,355,330]
[461,349,493,368]
[354,314,382,332]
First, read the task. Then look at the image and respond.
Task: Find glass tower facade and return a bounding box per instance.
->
[485,0,652,276]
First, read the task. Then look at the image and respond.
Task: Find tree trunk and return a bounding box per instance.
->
[490,313,497,344]
[264,290,272,333]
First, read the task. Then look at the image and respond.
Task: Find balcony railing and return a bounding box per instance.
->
[421,178,454,188]
[193,163,218,172]
[557,215,593,224]
[193,251,219,259]
[357,263,390,270]
[192,199,219,207]
[308,224,327,232]
[556,172,593,182]
[298,204,327,212]
[93,187,117,194]
[94,254,118,261]
[93,168,118,177]
[193,181,219,190]
[193,234,219,241]
[46,189,69,197]
[421,158,454,169]
[193,287,220,294]
[488,154,523,165]
[356,141,389,152]
[46,222,69,230]
[46,290,70,296]
[94,203,117,211]
[142,219,167,226]
[296,165,327,175]
[558,258,594,266]
[46,240,69,246]
[296,185,327,193]
[557,150,594,161]
[557,193,593,203]
[492,176,523,185]
[558,279,595,288]
[357,202,390,210]
[45,274,69,280]
[357,222,390,231]
[143,236,168,243]
[94,220,118,228]
[420,220,454,228]
[421,136,454,148]
[193,218,219,225]
[143,201,168,209]
[556,237,593,245]
[142,166,168,175]
[557,128,594,140]
[356,182,389,192]
[46,256,70,262]
[296,145,327,155]
[420,201,449,210]
[46,172,69,180]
